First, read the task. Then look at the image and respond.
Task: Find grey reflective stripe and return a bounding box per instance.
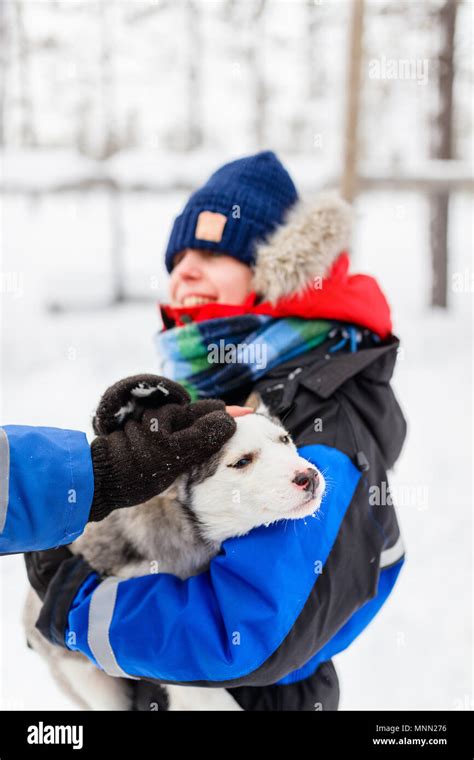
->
[380,534,405,568]
[87,577,138,679]
[0,428,10,534]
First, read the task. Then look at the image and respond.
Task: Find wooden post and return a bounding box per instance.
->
[430,0,457,308]
[341,0,365,203]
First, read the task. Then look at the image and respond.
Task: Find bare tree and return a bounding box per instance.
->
[13,0,36,146]
[75,95,92,157]
[0,0,9,146]
[126,1,171,26]
[98,0,120,160]
[289,0,322,152]
[306,0,321,103]
[98,2,124,302]
[248,0,267,149]
[184,0,203,151]
[430,0,457,308]
[341,0,365,202]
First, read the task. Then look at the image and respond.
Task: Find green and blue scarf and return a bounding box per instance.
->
[155,314,334,400]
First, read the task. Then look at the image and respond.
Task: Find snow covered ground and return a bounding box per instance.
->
[0,182,472,711]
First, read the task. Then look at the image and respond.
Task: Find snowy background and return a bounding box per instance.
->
[0,0,472,711]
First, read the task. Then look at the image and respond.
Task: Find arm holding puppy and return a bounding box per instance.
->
[0,375,237,555]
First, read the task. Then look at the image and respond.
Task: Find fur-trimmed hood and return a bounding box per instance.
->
[252,192,353,304]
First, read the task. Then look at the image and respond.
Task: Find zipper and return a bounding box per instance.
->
[335,390,370,472]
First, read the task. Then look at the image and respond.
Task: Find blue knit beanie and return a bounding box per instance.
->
[164,151,298,273]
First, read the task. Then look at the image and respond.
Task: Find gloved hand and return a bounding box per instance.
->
[24,545,75,602]
[88,374,236,522]
[25,547,95,646]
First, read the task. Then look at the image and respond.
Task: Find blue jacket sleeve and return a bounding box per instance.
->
[63,445,368,685]
[0,426,94,553]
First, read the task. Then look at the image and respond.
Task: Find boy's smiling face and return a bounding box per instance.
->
[169,248,253,307]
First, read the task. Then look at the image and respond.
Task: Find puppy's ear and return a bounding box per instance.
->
[244,391,261,412]
[244,391,272,418]
[245,391,292,430]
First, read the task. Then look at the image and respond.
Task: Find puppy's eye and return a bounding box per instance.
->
[228,454,254,469]
[280,434,291,444]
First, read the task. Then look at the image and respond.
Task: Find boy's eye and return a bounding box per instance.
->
[228,454,254,469]
[280,435,291,444]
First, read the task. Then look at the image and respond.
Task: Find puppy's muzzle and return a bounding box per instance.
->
[292,468,319,497]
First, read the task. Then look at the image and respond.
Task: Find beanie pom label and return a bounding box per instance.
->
[195,211,227,243]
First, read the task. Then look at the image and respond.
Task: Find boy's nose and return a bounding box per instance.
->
[292,468,319,494]
[176,252,204,280]
[180,267,201,282]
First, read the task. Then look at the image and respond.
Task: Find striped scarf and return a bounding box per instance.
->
[155,314,334,400]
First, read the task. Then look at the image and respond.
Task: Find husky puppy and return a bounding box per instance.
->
[24,394,325,711]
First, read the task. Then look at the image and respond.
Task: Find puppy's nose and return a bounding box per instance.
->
[292,468,319,494]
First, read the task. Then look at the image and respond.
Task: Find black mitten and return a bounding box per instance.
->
[89,375,236,522]
[92,374,191,435]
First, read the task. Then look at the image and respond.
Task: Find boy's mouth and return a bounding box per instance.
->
[180,295,218,307]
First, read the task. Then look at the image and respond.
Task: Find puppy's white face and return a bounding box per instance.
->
[184,412,325,544]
